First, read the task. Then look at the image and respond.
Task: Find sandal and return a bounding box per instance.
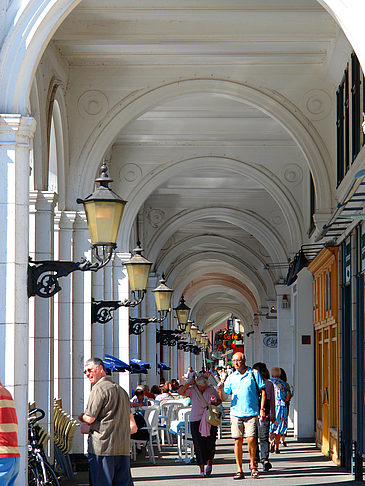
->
[233,471,245,480]
[250,466,259,479]
[205,465,212,476]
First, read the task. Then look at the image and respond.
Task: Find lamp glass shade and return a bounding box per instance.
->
[79,165,127,246]
[185,320,193,334]
[125,250,152,291]
[84,199,125,246]
[196,331,203,343]
[174,295,190,325]
[153,280,173,312]
[190,324,198,339]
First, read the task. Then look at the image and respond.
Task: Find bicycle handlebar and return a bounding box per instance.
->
[28,408,45,425]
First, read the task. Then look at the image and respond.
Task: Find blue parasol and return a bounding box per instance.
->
[158,362,171,370]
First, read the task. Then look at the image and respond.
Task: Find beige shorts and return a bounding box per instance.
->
[231,415,257,439]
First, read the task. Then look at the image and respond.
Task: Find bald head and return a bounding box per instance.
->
[232,352,246,373]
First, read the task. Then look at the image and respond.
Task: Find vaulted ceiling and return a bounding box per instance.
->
[48,0,347,332]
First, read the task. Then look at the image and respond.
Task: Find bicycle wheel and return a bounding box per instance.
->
[28,461,39,486]
[28,459,60,486]
[42,462,60,486]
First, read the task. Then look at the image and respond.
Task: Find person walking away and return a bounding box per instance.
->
[178,374,222,477]
[79,357,135,486]
[218,352,266,480]
[252,363,276,471]
[0,381,20,486]
[183,366,197,384]
[269,367,290,454]
[279,368,292,447]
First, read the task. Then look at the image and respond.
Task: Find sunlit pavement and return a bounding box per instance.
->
[63,406,361,486]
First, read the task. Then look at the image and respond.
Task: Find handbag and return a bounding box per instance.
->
[193,385,222,426]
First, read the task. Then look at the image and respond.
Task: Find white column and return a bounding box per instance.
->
[113,252,131,394]
[292,269,315,439]
[143,274,158,387]
[92,259,104,359]
[54,211,76,411]
[0,114,36,486]
[276,286,294,376]
[103,262,114,355]
[28,190,58,451]
[72,213,92,453]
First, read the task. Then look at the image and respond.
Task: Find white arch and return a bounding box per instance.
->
[0,0,362,208]
[148,206,287,270]
[201,306,253,333]
[168,253,273,305]
[168,261,267,307]
[155,233,284,287]
[69,79,332,223]
[0,0,83,113]
[139,157,303,258]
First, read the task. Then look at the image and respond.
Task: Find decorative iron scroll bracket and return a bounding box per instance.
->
[129,316,163,335]
[28,255,112,298]
[91,292,147,324]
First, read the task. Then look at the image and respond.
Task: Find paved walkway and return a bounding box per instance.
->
[64,408,361,486]
[131,424,359,486]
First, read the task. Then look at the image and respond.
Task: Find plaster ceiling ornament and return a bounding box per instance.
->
[146,208,165,228]
[119,163,142,183]
[77,90,109,118]
[271,213,283,226]
[303,89,332,121]
[283,164,303,185]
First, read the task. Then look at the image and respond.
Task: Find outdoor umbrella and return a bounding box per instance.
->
[158,362,171,370]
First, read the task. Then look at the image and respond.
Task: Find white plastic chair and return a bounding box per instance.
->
[176,407,194,462]
[159,400,186,445]
[142,406,161,463]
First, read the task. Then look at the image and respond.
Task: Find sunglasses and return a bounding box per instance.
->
[84,366,98,374]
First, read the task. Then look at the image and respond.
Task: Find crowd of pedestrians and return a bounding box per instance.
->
[77,355,292,485]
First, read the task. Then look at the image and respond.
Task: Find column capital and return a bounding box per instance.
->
[29,190,58,212]
[54,210,77,230]
[0,114,36,143]
[114,252,132,265]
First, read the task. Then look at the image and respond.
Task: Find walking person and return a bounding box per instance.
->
[218,352,266,480]
[279,368,292,447]
[79,357,135,486]
[178,374,222,477]
[252,363,276,471]
[269,367,290,454]
[0,380,20,486]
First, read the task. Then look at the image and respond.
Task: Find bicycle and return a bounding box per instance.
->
[28,408,60,486]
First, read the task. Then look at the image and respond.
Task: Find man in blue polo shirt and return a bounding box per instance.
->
[218,352,266,480]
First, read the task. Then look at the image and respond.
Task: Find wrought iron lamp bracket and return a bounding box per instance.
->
[28,253,113,298]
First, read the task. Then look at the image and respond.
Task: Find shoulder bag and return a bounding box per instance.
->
[193,385,222,427]
[251,370,270,415]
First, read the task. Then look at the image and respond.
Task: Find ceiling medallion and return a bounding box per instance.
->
[77,90,109,118]
[283,164,303,184]
[146,208,165,228]
[303,89,331,121]
[119,163,142,183]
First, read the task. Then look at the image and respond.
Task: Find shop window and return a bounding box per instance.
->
[337,52,365,186]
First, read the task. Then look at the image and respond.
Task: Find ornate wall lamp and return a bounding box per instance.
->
[128,276,173,335]
[91,243,153,324]
[174,295,191,332]
[28,163,126,298]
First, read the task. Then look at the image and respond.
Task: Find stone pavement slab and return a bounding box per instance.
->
[62,417,361,486]
[131,436,360,486]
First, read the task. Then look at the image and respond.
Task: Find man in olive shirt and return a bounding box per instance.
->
[79,357,134,486]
